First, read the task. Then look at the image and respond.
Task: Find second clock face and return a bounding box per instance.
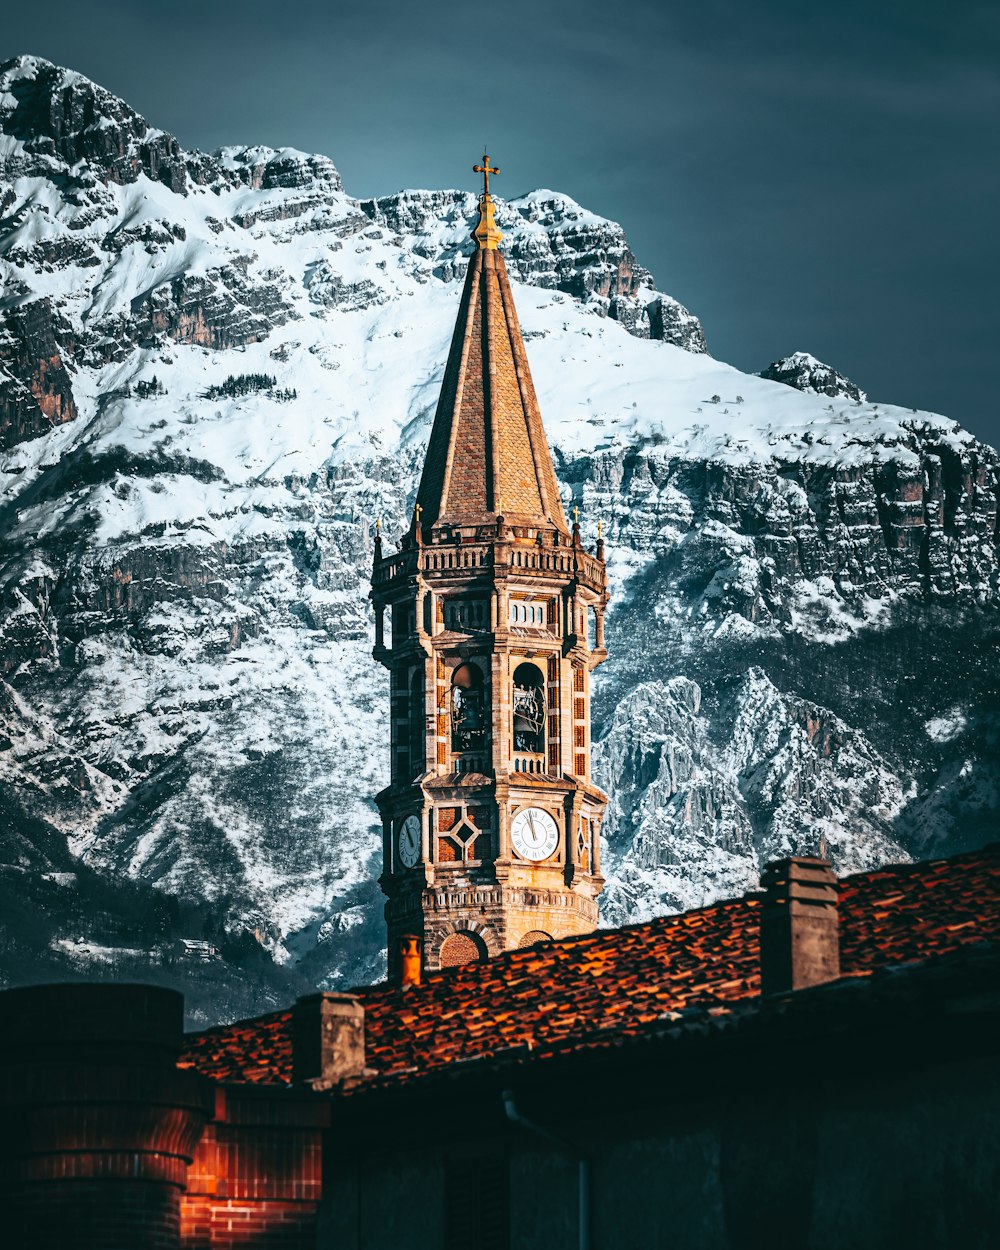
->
[511,807,559,862]
[398,815,421,868]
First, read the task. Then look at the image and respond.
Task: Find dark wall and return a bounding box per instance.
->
[323,1019,999,1250]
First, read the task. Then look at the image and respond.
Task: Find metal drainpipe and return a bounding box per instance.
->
[502,1089,590,1250]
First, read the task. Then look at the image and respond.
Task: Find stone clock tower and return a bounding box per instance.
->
[371,155,608,975]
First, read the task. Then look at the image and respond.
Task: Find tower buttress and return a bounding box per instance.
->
[372,156,608,977]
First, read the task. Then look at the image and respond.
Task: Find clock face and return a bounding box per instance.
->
[510,807,559,862]
[397,815,421,869]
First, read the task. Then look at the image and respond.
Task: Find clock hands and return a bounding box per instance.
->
[525,810,540,846]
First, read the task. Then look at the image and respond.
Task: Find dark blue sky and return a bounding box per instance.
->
[5,0,999,444]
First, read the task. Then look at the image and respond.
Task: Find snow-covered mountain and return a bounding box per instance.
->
[2,55,998,1023]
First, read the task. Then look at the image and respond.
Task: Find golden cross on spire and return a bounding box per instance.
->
[471,152,504,251]
[474,153,500,197]
[573,506,580,524]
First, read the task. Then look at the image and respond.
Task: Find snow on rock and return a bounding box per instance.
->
[757,351,867,404]
[595,669,910,926]
[359,187,707,351]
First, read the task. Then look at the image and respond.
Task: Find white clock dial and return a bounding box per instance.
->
[510,807,559,862]
[397,815,422,868]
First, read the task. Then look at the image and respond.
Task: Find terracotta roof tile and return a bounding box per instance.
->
[179,846,1000,1089]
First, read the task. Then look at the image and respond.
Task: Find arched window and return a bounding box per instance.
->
[518,930,553,949]
[512,662,545,754]
[439,930,487,967]
[451,663,485,752]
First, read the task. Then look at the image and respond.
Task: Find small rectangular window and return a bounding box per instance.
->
[508,600,547,628]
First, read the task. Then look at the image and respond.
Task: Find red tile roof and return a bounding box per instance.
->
[179,846,1000,1089]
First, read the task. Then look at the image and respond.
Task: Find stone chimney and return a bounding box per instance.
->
[292,992,365,1088]
[399,934,423,987]
[760,856,841,995]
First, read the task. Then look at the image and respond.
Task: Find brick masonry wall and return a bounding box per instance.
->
[181,1199,317,1250]
[0,985,213,1250]
[181,1089,327,1249]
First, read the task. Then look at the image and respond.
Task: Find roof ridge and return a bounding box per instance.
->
[352,892,761,1003]
[838,843,1000,892]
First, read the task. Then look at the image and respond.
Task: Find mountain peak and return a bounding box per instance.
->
[757,351,867,403]
[0,54,63,84]
[0,52,192,193]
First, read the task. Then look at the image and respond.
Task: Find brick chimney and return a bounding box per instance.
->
[292,992,365,1088]
[0,983,213,1250]
[760,856,841,995]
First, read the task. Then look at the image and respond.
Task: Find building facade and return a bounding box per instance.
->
[371,157,608,973]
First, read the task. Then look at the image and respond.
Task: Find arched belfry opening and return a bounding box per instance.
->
[370,152,608,976]
[451,662,486,755]
[512,662,545,758]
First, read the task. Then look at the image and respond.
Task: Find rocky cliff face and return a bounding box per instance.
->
[0,298,77,448]
[360,187,707,351]
[1,55,997,1023]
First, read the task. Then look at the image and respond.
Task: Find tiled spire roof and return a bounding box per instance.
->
[414,239,569,534]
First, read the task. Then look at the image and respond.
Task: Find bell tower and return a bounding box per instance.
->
[371,155,609,976]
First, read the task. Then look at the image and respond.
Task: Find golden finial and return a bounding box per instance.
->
[375,516,381,536]
[573,505,580,524]
[471,151,504,251]
[415,502,423,524]
[597,519,603,539]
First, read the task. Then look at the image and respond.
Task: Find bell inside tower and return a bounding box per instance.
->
[450,662,487,759]
[512,662,545,759]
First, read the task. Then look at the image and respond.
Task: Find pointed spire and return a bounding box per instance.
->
[414,155,568,536]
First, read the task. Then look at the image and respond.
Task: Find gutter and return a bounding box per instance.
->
[502,1088,590,1250]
